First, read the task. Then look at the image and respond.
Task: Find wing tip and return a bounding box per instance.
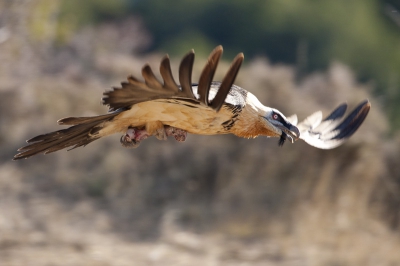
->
[364,99,371,109]
[298,99,371,149]
[184,49,195,57]
[331,99,370,139]
[214,45,223,53]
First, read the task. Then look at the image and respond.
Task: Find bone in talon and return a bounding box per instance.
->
[126,128,136,140]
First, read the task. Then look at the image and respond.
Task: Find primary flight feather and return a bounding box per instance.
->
[14,46,370,160]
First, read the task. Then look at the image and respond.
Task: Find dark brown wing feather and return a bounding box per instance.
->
[102,45,243,112]
[211,53,244,111]
[159,56,180,93]
[178,50,196,99]
[14,46,244,160]
[198,46,223,105]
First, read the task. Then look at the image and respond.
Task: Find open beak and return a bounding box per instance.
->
[276,123,300,143]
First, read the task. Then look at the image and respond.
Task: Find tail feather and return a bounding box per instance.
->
[57,112,120,126]
[14,112,120,160]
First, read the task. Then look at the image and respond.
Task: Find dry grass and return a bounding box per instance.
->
[1,2,400,265]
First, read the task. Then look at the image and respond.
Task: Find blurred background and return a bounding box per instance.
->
[1,0,400,265]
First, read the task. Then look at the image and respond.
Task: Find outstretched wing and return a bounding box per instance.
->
[287,100,371,149]
[102,45,244,112]
[13,46,244,160]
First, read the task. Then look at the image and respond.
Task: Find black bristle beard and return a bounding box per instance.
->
[278,132,287,147]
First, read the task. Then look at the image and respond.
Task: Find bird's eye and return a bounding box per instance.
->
[272,113,279,120]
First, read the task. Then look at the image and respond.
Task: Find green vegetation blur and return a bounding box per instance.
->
[3,1,400,264]
[54,0,400,129]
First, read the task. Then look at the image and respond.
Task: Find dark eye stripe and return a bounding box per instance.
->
[272,112,289,126]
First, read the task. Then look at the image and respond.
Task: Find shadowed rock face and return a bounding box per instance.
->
[1,6,399,265]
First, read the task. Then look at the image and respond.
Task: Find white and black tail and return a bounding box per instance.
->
[13,112,121,160]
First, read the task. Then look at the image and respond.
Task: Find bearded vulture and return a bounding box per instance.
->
[13,46,370,160]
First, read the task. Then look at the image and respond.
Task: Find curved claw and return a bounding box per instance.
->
[120,127,149,148]
[120,134,141,148]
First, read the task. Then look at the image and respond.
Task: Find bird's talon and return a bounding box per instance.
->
[165,126,187,142]
[120,127,149,148]
[120,134,140,148]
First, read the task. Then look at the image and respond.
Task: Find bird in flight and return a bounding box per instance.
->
[14,46,370,160]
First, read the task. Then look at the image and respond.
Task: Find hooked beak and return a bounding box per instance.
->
[276,123,300,143]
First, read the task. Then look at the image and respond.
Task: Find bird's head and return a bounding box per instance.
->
[262,108,300,146]
[234,92,300,144]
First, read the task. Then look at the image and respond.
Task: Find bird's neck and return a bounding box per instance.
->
[231,93,280,139]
